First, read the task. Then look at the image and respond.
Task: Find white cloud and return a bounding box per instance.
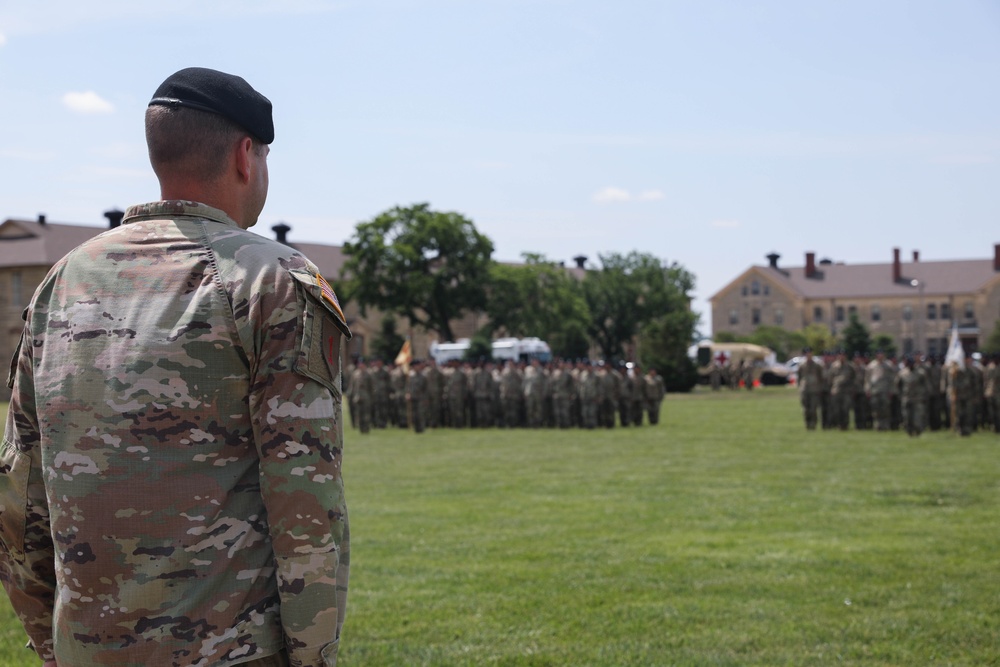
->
[62,91,114,114]
[638,189,665,201]
[592,187,632,204]
[710,219,741,229]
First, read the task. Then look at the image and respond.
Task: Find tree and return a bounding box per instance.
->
[639,309,700,392]
[800,324,837,355]
[582,252,696,361]
[341,203,494,342]
[465,331,493,361]
[747,326,807,362]
[873,334,897,358]
[483,254,591,359]
[839,313,872,358]
[982,319,1000,355]
[371,316,405,362]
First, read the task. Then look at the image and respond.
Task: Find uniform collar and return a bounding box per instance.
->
[122,200,240,228]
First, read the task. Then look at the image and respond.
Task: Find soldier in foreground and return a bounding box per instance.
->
[0,68,350,666]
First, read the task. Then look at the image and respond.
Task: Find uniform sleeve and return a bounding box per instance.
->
[0,325,57,662]
[242,265,350,667]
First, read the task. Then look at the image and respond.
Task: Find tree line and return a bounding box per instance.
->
[338,203,700,391]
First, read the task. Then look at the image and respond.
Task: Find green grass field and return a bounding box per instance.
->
[2,388,999,666]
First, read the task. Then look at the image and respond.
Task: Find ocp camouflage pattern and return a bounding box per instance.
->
[0,201,350,667]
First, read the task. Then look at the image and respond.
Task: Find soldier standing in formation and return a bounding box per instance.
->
[895,356,931,436]
[864,350,894,431]
[797,348,826,430]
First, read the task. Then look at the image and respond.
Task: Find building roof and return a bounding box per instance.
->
[0,218,106,267]
[712,249,1000,302]
[0,217,350,278]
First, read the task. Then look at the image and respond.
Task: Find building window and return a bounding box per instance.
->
[741,285,748,297]
[774,308,784,326]
[871,304,881,322]
[763,284,770,296]
[813,306,823,322]
[848,305,857,318]
[927,338,938,356]
[964,301,974,320]
[751,280,760,295]
[836,306,845,323]
[902,304,912,321]
[903,338,914,354]
[752,308,761,325]
[940,303,951,321]
[927,304,937,320]
[729,309,739,325]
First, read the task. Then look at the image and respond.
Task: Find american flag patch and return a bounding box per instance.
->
[316,272,346,322]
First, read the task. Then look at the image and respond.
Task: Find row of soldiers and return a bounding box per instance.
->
[796,348,1000,436]
[344,357,666,433]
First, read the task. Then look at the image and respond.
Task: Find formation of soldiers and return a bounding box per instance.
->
[796,348,1000,437]
[344,357,666,433]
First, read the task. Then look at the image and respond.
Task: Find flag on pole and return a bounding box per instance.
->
[395,338,412,372]
[944,322,964,367]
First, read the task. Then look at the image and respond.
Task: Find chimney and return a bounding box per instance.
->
[805,252,816,278]
[573,255,588,269]
[104,209,124,229]
[893,247,901,283]
[912,250,919,263]
[766,252,780,269]
[37,214,46,225]
[994,243,1000,272]
[272,222,291,245]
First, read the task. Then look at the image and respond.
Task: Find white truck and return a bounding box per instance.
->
[429,337,553,364]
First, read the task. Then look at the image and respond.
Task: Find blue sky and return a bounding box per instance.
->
[2,0,999,335]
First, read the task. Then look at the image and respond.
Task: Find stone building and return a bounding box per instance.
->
[710,247,1000,357]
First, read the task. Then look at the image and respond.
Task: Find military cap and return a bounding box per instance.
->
[149,67,274,144]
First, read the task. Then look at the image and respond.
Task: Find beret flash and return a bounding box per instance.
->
[149,67,274,144]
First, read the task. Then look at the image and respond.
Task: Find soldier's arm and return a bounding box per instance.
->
[243,266,350,667]
[0,326,58,662]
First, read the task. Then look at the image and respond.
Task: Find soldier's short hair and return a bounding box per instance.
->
[146,104,267,182]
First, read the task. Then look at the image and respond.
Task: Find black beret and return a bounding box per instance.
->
[149,67,274,144]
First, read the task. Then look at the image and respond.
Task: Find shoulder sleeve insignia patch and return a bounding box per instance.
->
[316,272,346,323]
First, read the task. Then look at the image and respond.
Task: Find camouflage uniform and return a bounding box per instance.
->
[390,364,408,428]
[372,361,391,428]
[523,362,547,428]
[644,370,666,425]
[551,362,576,428]
[423,360,444,428]
[444,363,469,428]
[864,356,894,431]
[797,355,825,430]
[500,362,524,428]
[895,361,930,436]
[578,366,600,429]
[952,361,977,436]
[0,202,350,667]
[617,367,632,427]
[472,363,496,428]
[629,369,645,426]
[827,355,856,431]
[349,363,374,434]
[597,366,617,428]
[406,364,429,433]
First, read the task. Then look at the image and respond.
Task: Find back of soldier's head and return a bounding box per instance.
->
[146,105,247,182]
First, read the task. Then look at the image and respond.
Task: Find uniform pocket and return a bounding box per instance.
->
[0,439,30,562]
